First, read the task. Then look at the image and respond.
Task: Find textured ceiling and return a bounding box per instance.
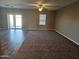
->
[0,0,78,10]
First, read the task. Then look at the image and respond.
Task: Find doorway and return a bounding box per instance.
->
[8,14,22,29]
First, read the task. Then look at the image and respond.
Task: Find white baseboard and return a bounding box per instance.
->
[56,30,79,45]
[0,28,55,31]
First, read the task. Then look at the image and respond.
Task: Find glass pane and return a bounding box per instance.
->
[39,14,46,25]
[15,15,22,28]
[8,14,14,28]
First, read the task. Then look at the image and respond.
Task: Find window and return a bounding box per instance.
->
[8,14,22,29]
[39,14,46,25]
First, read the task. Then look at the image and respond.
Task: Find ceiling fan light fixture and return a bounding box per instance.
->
[39,7,43,11]
[38,4,44,12]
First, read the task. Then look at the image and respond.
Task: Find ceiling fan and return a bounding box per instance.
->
[28,0,57,11]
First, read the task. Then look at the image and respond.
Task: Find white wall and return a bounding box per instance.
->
[0,8,55,30]
[55,1,79,44]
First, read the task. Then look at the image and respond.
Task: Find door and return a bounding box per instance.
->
[8,14,22,29]
[15,15,22,28]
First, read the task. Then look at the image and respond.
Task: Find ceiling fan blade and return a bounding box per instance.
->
[28,3,40,8]
[44,3,60,7]
[44,6,61,10]
[28,4,36,6]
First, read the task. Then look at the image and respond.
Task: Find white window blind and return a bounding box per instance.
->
[39,14,46,25]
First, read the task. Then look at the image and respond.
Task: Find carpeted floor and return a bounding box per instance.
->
[13,30,79,59]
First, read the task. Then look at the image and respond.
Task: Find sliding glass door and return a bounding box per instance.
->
[8,14,14,28]
[15,15,22,28]
[8,14,22,29]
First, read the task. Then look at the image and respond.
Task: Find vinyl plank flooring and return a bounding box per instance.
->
[14,30,79,59]
[0,29,28,59]
[0,30,79,59]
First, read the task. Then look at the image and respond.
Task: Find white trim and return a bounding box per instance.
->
[0,28,55,31]
[39,29,55,31]
[56,30,79,45]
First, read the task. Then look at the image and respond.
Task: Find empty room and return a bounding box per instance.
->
[0,0,79,59]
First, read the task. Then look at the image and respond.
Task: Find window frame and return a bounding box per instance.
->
[39,14,46,25]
